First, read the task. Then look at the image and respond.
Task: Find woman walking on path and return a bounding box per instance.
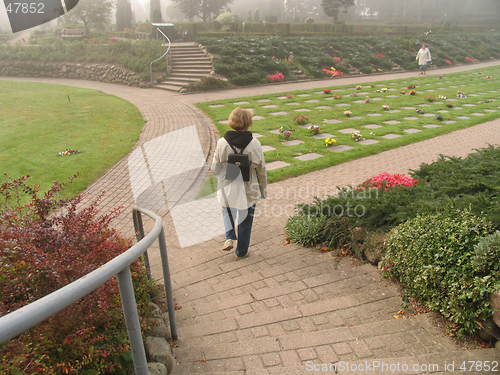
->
[416,43,432,75]
[212,108,267,259]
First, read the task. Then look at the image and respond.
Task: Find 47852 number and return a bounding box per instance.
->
[5,2,45,13]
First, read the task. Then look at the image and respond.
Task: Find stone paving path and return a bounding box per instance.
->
[3,60,500,374]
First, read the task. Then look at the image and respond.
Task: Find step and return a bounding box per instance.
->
[169,71,211,78]
[154,83,183,92]
[171,49,206,55]
[165,75,207,83]
[172,56,211,63]
[171,67,212,73]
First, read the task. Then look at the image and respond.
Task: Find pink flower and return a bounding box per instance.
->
[465,57,473,63]
[358,172,419,191]
[267,72,284,82]
[445,59,452,66]
[333,57,341,63]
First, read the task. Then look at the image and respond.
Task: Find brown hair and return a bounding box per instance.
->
[228,107,253,131]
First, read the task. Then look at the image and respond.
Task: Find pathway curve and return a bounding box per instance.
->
[3,60,500,374]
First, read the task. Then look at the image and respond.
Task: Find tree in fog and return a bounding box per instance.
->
[150,0,163,22]
[321,0,355,24]
[63,0,113,34]
[116,0,133,31]
[172,0,233,24]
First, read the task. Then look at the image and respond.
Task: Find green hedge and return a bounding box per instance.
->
[383,209,497,335]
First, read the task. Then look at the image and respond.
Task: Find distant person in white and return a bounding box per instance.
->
[416,43,432,75]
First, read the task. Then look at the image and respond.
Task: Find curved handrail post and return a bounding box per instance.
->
[150,28,171,87]
[133,209,152,281]
[117,266,149,375]
[158,227,178,340]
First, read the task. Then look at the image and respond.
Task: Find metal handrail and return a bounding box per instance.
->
[150,28,171,87]
[0,206,177,375]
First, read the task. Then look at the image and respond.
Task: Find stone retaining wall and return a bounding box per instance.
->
[0,61,149,87]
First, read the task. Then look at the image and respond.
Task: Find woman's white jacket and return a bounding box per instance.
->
[211,136,267,210]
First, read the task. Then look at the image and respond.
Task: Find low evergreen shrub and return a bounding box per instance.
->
[382,208,496,335]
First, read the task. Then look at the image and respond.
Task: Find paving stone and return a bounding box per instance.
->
[384,120,401,124]
[256,99,271,102]
[423,124,441,128]
[381,133,402,139]
[262,105,279,108]
[313,133,335,139]
[269,129,281,134]
[270,112,288,116]
[387,110,401,113]
[282,140,304,146]
[233,101,250,105]
[253,116,265,120]
[347,116,363,120]
[404,128,422,133]
[261,145,276,152]
[265,161,290,170]
[471,112,485,116]
[253,133,264,138]
[316,106,332,110]
[305,99,320,103]
[294,108,311,112]
[337,128,358,134]
[357,139,380,145]
[328,145,354,152]
[336,103,351,107]
[442,120,457,124]
[285,102,300,105]
[323,119,343,124]
[209,104,225,108]
[362,124,382,129]
[295,153,323,161]
[366,113,382,116]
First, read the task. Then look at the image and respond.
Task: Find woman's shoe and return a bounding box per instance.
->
[222,240,233,251]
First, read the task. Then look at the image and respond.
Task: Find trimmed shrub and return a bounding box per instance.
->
[382,208,496,335]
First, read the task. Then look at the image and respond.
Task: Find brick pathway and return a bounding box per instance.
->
[3,60,500,374]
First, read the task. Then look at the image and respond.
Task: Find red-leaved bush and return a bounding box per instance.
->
[0,175,154,374]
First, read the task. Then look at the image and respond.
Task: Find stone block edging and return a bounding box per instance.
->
[0,60,158,88]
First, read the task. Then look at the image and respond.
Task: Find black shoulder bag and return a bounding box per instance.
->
[226,143,250,181]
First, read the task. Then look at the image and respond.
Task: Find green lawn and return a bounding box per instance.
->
[198,66,500,183]
[0,81,145,198]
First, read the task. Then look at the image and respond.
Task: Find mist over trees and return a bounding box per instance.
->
[160,0,500,25]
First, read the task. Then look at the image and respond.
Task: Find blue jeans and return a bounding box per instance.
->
[222,205,255,257]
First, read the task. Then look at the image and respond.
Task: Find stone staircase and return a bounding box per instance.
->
[167,242,500,374]
[155,42,213,92]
